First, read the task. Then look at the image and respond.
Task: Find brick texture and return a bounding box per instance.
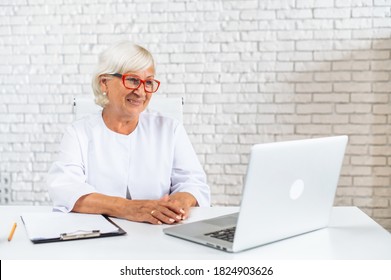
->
[0,0,390,231]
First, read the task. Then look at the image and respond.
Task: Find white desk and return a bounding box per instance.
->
[1,206,390,260]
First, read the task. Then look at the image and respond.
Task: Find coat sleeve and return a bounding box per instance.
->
[170,124,211,207]
[47,124,96,212]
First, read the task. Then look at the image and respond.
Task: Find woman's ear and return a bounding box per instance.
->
[99,76,108,92]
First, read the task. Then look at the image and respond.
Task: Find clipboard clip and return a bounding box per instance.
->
[60,230,101,240]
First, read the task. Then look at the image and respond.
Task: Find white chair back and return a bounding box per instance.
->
[73,95,184,123]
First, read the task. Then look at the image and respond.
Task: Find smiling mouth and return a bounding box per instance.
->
[126,97,144,106]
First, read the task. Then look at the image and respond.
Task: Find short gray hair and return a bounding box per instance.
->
[92,41,156,107]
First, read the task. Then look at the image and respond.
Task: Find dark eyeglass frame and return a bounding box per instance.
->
[110,73,161,93]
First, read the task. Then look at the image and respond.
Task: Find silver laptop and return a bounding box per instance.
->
[163,135,348,253]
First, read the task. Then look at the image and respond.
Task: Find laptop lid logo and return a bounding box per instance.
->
[289,179,305,200]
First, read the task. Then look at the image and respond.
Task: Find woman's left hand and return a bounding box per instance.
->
[161,192,197,220]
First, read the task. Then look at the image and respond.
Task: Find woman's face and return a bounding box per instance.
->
[101,66,156,119]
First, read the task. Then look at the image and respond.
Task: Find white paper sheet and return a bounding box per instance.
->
[21,212,119,241]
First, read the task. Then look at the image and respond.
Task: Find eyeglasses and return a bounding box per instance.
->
[110,73,160,93]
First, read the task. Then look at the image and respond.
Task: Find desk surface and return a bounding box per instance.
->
[1,206,391,260]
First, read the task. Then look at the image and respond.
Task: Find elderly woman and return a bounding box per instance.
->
[47,41,210,225]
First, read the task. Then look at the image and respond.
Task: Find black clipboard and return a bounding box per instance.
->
[21,213,126,244]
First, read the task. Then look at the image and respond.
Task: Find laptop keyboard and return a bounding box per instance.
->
[204,227,236,242]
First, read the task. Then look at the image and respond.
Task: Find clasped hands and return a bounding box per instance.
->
[126,192,197,225]
[72,192,197,225]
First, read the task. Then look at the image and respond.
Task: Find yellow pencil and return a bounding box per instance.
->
[8,222,17,241]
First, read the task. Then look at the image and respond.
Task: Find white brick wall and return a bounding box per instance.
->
[0,0,390,231]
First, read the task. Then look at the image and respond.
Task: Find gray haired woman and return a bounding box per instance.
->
[47,41,210,225]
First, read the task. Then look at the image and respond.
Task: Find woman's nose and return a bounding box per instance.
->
[133,84,146,97]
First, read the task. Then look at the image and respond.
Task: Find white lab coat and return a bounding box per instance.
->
[47,111,210,212]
